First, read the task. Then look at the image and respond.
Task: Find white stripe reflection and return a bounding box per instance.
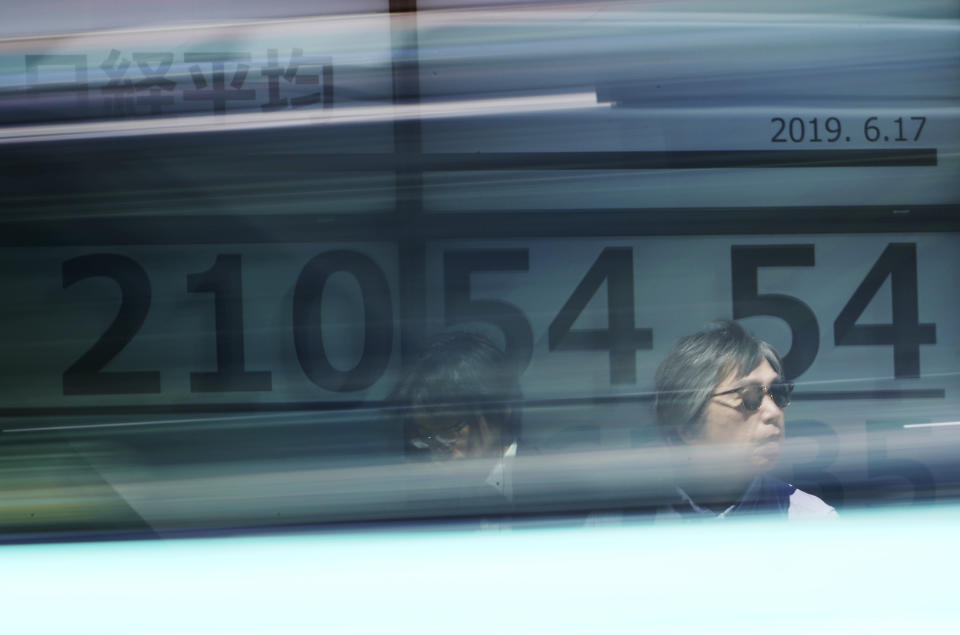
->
[0,92,606,145]
[903,421,960,430]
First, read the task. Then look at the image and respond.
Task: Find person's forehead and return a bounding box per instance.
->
[717,358,778,389]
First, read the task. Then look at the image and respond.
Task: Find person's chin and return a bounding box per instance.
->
[751,442,782,471]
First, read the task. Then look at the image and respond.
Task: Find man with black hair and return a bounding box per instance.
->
[390,331,522,500]
[654,320,836,519]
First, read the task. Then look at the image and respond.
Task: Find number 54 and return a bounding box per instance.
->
[732,243,936,379]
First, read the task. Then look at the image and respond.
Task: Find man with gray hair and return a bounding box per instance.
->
[654,320,836,519]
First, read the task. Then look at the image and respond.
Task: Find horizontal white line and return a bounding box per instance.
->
[1,412,302,433]
[903,421,960,429]
[0,12,376,44]
[0,92,606,145]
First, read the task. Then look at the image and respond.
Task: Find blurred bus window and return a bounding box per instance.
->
[1,0,959,540]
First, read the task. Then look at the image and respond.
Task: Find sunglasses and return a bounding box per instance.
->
[711,381,794,411]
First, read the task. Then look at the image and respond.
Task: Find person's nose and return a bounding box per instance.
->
[759,394,785,432]
[449,433,471,459]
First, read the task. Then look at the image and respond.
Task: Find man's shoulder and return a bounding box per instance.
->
[786,485,839,519]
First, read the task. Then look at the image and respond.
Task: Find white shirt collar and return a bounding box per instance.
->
[484,441,518,501]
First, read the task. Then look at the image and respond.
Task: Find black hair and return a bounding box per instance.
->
[389,331,523,454]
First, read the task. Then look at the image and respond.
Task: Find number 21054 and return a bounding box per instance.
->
[60,242,935,395]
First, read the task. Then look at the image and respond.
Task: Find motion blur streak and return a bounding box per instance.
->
[0,92,605,145]
[1,419,957,537]
[904,421,960,429]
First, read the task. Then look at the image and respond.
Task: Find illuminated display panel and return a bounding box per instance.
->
[0,1,958,536]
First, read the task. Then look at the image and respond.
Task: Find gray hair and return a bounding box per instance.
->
[654,320,784,443]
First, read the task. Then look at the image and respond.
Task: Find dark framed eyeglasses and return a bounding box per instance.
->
[711,381,794,411]
[408,419,470,452]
